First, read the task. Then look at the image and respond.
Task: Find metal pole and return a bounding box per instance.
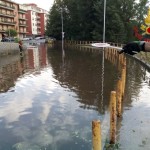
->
[61,8,64,50]
[103,0,106,43]
[101,0,106,111]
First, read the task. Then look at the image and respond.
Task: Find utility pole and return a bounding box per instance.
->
[103,0,106,43]
[61,8,64,50]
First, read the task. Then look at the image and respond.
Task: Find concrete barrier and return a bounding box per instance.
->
[0,54,20,68]
[0,42,20,56]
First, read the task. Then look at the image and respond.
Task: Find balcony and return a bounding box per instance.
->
[18,9,27,14]
[37,16,40,18]
[36,16,40,20]
[0,20,16,26]
[0,3,15,10]
[0,12,15,18]
[19,30,27,34]
[19,17,27,20]
[19,23,27,27]
[0,29,5,33]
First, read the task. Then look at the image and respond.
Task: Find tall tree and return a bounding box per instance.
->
[46,0,62,40]
[116,0,148,42]
[135,0,148,25]
[5,29,17,37]
[92,0,126,42]
[46,0,149,42]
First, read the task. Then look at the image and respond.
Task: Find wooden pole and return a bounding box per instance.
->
[92,120,102,150]
[121,59,126,97]
[118,53,121,71]
[110,91,116,144]
[117,79,122,117]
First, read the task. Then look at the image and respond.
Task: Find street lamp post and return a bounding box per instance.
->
[61,7,65,63]
[103,0,106,43]
[61,8,64,50]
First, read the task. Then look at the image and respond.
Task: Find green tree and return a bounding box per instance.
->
[116,0,148,42]
[46,0,97,40]
[75,0,97,40]
[135,0,148,25]
[134,0,149,39]
[46,2,62,40]
[5,29,17,37]
[92,0,125,42]
[46,0,149,42]
[63,0,81,40]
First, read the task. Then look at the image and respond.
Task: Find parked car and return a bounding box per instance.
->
[35,36,45,40]
[1,37,15,42]
[22,37,30,41]
[29,37,33,40]
[45,37,56,43]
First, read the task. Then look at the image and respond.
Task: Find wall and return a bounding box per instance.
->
[135,52,150,70]
[0,42,20,55]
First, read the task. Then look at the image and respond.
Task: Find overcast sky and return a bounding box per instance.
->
[13,0,54,11]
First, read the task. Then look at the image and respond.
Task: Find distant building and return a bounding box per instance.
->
[0,0,19,39]
[0,1,48,40]
[24,3,48,37]
[18,4,27,39]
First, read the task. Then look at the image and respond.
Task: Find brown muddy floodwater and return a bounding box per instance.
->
[0,43,150,150]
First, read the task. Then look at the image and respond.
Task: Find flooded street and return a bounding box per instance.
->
[0,44,150,150]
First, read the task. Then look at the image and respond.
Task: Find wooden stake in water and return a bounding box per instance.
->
[121,59,126,98]
[110,91,116,144]
[117,80,122,117]
[92,120,102,150]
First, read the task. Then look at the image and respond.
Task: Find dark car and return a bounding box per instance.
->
[1,37,15,42]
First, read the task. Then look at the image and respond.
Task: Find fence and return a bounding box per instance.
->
[92,47,126,149]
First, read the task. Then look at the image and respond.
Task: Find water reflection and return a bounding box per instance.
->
[26,44,48,71]
[0,44,150,149]
[48,45,120,113]
[0,44,48,93]
[0,55,22,93]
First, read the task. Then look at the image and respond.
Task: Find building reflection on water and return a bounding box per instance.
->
[0,44,48,93]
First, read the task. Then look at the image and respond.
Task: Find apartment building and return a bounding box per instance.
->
[18,4,27,39]
[0,1,48,40]
[24,3,48,37]
[0,0,27,39]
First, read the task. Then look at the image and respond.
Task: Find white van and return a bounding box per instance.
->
[35,37,45,40]
[22,37,30,41]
